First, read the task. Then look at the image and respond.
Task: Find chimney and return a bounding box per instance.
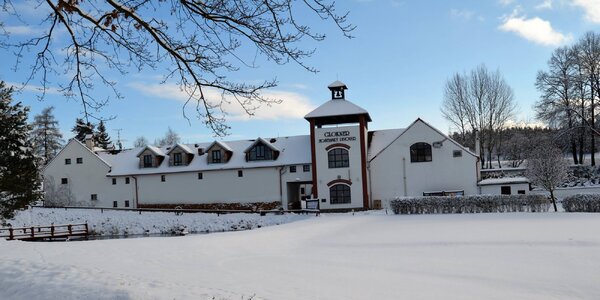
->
[474,130,481,181]
[84,134,95,149]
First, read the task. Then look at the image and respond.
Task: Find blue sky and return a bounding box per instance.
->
[1,0,600,147]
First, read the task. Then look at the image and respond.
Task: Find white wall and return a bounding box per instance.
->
[44,140,315,208]
[369,120,478,201]
[313,125,366,210]
[43,140,135,208]
[135,167,281,205]
[479,183,529,195]
[280,164,313,208]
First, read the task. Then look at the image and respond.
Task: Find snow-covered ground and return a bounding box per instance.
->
[8,207,310,236]
[2,211,600,299]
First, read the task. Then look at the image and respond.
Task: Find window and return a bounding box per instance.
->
[303,164,310,172]
[76,157,83,164]
[248,144,273,161]
[173,152,183,166]
[113,201,118,208]
[238,170,243,177]
[112,178,117,185]
[61,178,68,184]
[143,155,153,168]
[65,158,71,165]
[125,177,130,184]
[501,186,511,195]
[290,166,297,173]
[300,187,305,194]
[410,143,432,162]
[198,172,203,180]
[453,150,462,158]
[328,148,349,168]
[161,175,166,182]
[518,190,526,195]
[91,194,97,201]
[212,150,222,163]
[124,200,130,207]
[330,184,351,204]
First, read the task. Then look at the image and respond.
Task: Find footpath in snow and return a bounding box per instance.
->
[2,211,600,300]
[8,207,311,236]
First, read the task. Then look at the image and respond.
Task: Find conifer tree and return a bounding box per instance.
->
[31,106,64,164]
[72,118,94,142]
[0,81,41,220]
[95,120,111,149]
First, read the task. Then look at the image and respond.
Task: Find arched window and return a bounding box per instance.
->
[328,148,349,168]
[330,184,351,204]
[410,142,432,162]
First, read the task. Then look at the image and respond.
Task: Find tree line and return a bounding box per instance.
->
[535,31,600,166]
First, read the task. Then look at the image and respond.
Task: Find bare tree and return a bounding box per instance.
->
[535,46,579,164]
[133,136,148,148]
[526,141,568,212]
[155,127,180,146]
[574,32,600,166]
[441,73,469,144]
[485,69,516,169]
[43,176,79,207]
[0,0,354,135]
[441,65,516,168]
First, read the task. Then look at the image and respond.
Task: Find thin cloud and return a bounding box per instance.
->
[3,25,43,36]
[127,82,316,121]
[450,9,475,21]
[535,0,553,10]
[498,0,515,6]
[573,0,600,23]
[499,15,571,46]
[7,82,63,95]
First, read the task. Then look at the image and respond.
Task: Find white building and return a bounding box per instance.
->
[43,81,518,211]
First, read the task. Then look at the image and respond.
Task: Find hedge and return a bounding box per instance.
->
[389,194,550,215]
[562,194,600,212]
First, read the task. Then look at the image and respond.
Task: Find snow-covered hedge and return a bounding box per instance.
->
[562,194,600,212]
[389,194,550,215]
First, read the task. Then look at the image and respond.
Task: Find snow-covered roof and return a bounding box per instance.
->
[136,145,165,157]
[369,118,478,162]
[166,143,194,155]
[328,80,347,89]
[99,135,312,176]
[244,137,279,153]
[304,98,371,120]
[478,177,530,186]
[368,128,406,161]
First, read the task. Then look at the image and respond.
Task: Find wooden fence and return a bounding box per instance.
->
[0,223,89,241]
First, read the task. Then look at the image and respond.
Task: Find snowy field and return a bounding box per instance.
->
[2,212,600,300]
[8,207,310,236]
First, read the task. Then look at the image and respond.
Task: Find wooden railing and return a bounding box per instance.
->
[0,223,89,241]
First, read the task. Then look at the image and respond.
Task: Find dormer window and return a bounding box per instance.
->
[212,150,222,163]
[245,138,279,162]
[166,144,194,167]
[143,155,152,168]
[137,145,165,168]
[206,141,233,164]
[248,144,273,161]
[173,153,183,166]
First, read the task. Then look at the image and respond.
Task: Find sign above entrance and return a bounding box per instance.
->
[319,131,356,143]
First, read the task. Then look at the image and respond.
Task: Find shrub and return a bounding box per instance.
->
[389,194,550,215]
[562,194,600,212]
